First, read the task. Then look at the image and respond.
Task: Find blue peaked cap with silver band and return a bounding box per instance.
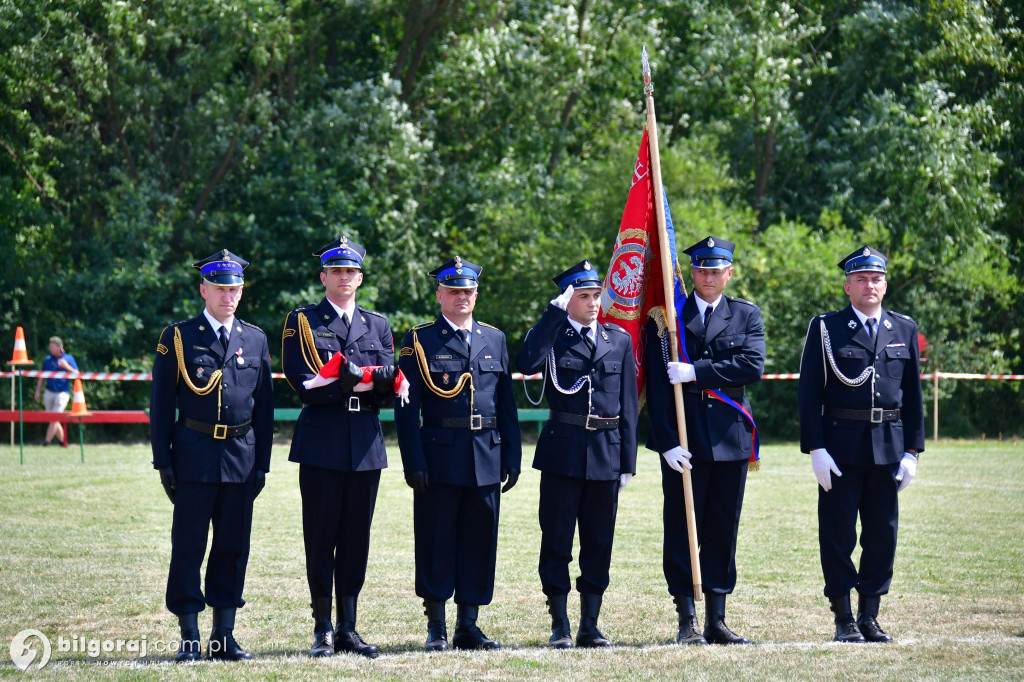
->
[314,235,365,268]
[683,235,735,269]
[553,259,602,292]
[429,256,481,288]
[193,249,247,285]
[838,245,887,274]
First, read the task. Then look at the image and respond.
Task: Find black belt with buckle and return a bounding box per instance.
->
[345,396,379,414]
[682,386,746,399]
[827,407,900,423]
[182,417,252,440]
[423,415,497,430]
[548,410,620,431]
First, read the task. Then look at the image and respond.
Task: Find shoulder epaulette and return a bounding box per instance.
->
[293,303,317,313]
[239,319,265,332]
[602,322,629,335]
[476,321,502,331]
[167,319,190,328]
[358,307,386,319]
[726,295,757,308]
[818,310,841,320]
[888,311,915,322]
[411,321,432,331]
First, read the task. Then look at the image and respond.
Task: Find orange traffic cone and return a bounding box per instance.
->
[7,326,33,365]
[69,378,92,417]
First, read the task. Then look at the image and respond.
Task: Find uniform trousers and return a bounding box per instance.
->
[299,465,381,602]
[818,455,900,598]
[414,482,500,606]
[167,480,254,615]
[538,473,618,596]
[661,457,747,597]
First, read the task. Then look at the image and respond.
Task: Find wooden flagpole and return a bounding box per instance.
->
[642,46,703,600]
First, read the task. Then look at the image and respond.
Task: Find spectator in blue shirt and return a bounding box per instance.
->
[33,336,79,446]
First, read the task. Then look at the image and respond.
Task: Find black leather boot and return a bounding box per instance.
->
[576,593,612,647]
[207,607,253,661]
[857,594,893,643]
[546,595,573,649]
[830,594,867,643]
[673,595,707,645]
[335,596,379,658]
[424,600,448,652]
[702,593,751,645]
[452,604,500,650]
[310,597,334,658]
[174,613,201,662]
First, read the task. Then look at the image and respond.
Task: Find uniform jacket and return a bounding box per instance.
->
[516,305,638,480]
[646,295,765,462]
[150,313,274,483]
[282,298,394,471]
[798,305,925,464]
[395,316,522,487]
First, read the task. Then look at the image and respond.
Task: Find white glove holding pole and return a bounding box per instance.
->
[667,361,695,384]
[618,473,633,492]
[662,446,693,473]
[896,453,917,492]
[550,285,574,311]
[810,448,842,491]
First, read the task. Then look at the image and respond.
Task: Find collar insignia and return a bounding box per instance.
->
[848,320,858,329]
[883,319,892,330]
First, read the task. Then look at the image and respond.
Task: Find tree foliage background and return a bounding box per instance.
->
[2,0,1021,438]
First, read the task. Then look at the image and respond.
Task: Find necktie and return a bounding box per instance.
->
[866,318,877,341]
[457,328,470,349]
[218,326,229,354]
[703,305,714,328]
[339,312,351,346]
[581,327,596,355]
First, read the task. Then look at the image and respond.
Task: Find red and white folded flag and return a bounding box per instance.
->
[302,353,410,405]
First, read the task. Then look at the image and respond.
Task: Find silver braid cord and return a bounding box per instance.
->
[820,319,876,408]
[547,347,591,394]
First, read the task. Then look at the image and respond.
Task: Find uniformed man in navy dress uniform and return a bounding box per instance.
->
[798,246,924,643]
[150,250,274,662]
[516,260,638,649]
[394,256,522,651]
[281,236,397,658]
[645,236,765,646]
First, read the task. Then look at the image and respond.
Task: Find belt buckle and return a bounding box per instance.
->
[348,396,361,412]
[470,414,483,431]
[213,424,228,440]
[870,408,883,423]
[585,414,598,431]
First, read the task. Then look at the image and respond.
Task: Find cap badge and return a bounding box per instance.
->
[708,237,715,248]
[583,261,591,271]
[454,256,462,268]
[341,236,349,247]
[862,247,870,257]
[848,320,858,329]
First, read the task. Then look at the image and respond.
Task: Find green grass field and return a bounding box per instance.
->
[1,439,1022,679]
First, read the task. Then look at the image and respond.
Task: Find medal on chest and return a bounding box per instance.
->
[236,347,244,365]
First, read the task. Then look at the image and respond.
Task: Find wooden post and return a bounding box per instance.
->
[643,46,703,600]
[933,369,939,442]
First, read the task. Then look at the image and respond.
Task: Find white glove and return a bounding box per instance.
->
[618,473,633,491]
[896,453,917,492]
[667,362,695,384]
[810,448,842,492]
[550,285,574,311]
[661,446,693,473]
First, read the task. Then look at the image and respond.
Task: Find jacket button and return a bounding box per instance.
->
[875,392,881,397]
